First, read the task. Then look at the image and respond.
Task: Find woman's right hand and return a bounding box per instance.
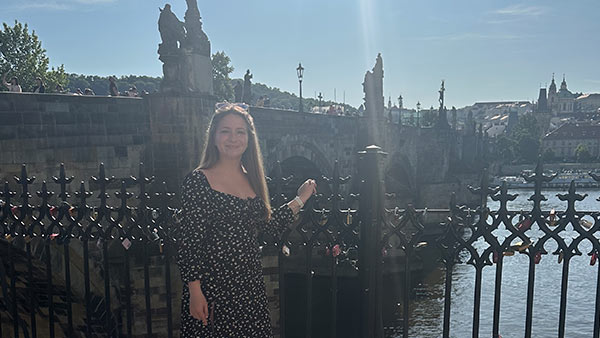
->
[189,285,209,325]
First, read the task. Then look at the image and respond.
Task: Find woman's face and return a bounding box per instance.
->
[11,78,17,85]
[214,113,249,160]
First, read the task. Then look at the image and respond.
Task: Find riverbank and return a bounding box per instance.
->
[497,162,600,176]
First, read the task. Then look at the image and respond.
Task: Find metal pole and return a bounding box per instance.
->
[299,80,303,113]
[357,145,386,338]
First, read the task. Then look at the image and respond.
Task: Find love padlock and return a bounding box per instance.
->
[50,206,58,218]
[534,252,542,264]
[558,251,564,264]
[591,252,598,266]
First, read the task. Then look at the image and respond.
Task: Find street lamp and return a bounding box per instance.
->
[416,101,421,127]
[398,94,403,125]
[297,63,304,113]
[318,92,323,109]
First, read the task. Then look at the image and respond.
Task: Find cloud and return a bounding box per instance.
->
[494,4,546,17]
[405,32,532,42]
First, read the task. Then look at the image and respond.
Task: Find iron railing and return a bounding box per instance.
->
[2,146,600,338]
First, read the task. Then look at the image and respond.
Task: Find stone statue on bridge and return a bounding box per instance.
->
[158,4,185,52]
[234,81,243,102]
[242,69,253,104]
[362,53,385,146]
[158,0,213,95]
[435,80,450,129]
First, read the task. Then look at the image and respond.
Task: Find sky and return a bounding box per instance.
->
[2,0,600,109]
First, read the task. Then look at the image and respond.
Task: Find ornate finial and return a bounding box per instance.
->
[439,80,445,110]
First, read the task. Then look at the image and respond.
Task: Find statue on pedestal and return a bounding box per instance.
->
[436,80,450,129]
[234,81,243,102]
[183,0,211,56]
[362,53,385,119]
[362,53,385,145]
[158,4,185,93]
[158,0,213,94]
[242,70,252,104]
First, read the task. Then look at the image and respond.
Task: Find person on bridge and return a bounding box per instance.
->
[177,102,317,337]
[32,77,45,93]
[2,73,22,92]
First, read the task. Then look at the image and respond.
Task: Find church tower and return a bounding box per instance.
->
[536,87,548,113]
[548,73,557,113]
[560,74,568,91]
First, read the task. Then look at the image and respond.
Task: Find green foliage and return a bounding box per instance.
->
[495,135,516,162]
[247,81,358,114]
[492,113,543,164]
[0,20,67,92]
[65,74,161,95]
[575,144,592,163]
[212,51,234,101]
[419,108,436,127]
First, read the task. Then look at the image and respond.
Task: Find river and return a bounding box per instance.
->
[402,189,600,338]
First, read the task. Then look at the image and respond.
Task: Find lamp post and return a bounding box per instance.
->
[297,63,304,113]
[318,92,323,109]
[416,101,421,127]
[398,94,403,125]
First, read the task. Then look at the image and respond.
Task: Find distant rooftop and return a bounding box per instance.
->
[544,122,600,140]
[473,101,530,106]
[576,93,600,100]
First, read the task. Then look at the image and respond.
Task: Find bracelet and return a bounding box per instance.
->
[293,196,304,209]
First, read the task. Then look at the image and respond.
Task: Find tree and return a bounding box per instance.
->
[511,113,542,163]
[212,51,234,101]
[65,74,161,95]
[495,135,516,162]
[0,20,67,92]
[575,144,592,163]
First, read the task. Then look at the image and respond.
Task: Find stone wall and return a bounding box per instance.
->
[0,92,149,193]
[0,92,217,196]
[145,93,215,190]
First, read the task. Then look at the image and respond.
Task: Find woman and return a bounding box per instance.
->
[177,102,316,337]
[32,77,45,93]
[2,73,22,92]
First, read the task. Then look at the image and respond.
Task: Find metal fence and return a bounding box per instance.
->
[2,145,600,338]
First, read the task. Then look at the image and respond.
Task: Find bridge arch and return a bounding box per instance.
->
[265,140,332,197]
[265,139,332,176]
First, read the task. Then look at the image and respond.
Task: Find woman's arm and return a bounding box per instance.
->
[177,171,212,324]
[261,179,317,237]
[2,73,9,88]
[176,172,210,284]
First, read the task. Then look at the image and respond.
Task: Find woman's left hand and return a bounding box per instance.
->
[297,179,317,203]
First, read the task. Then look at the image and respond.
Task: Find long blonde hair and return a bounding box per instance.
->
[198,105,272,219]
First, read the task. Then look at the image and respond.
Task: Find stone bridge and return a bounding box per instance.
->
[0,84,486,208]
[0,88,484,208]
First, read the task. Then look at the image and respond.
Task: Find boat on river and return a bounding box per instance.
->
[493,170,600,189]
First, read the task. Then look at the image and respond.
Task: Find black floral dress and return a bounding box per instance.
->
[177,169,294,337]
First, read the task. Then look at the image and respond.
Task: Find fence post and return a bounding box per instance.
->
[357,145,386,338]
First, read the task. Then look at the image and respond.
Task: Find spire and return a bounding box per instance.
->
[549,73,557,93]
[560,73,568,90]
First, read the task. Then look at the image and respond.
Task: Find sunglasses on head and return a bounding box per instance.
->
[215,102,250,112]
